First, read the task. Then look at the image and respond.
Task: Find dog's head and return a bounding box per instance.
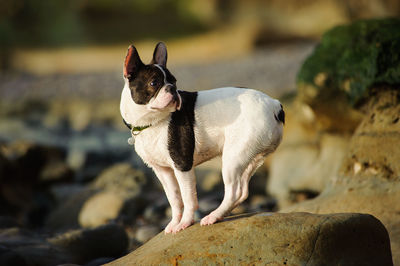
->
[123,42,181,112]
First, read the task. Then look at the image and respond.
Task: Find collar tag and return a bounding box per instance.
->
[127,124,151,145]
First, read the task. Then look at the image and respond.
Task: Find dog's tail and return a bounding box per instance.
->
[274,104,285,125]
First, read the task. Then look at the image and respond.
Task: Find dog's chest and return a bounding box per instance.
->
[134,125,171,167]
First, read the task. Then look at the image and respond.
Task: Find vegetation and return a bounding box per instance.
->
[297,18,400,105]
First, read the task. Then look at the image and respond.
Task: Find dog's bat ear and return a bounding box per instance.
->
[124,45,143,79]
[151,42,167,67]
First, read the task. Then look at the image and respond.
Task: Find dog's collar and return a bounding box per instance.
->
[123,119,151,135]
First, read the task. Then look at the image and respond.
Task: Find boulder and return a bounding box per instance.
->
[283,89,400,265]
[46,188,97,231]
[268,18,400,208]
[106,212,392,265]
[78,163,147,228]
[47,163,147,230]
[48,223,129,264]
[0,227,72,266]
[296,18,400,132]
[0,141,72,227]
[267,104,350,206]
[0,223,128,266]
[90,163,146,198]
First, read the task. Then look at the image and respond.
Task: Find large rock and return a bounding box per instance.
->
[267,104,350,206]
[48,223,129,264]
[283,89,400,265]
[0,227,72,266]
[78,163,147,228]
[0,223,128,266]
[268,18,400,206]
[0,141,72,227]
[46,163,147,230]
[107,212,392,265]
[296,18,400,132]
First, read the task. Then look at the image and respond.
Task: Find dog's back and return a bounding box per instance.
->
[193,87,284,166]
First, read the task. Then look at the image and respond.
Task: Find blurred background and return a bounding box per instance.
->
[0,0,399,265]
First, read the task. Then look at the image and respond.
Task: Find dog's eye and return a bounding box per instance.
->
[150,81,158,87]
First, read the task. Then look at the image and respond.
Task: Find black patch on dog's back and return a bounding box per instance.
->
[275,104,285,124]
[168,91,198,172]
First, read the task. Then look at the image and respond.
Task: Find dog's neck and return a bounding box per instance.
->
[120,82,173,128]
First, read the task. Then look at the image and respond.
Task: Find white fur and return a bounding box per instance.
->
[120,82,283,233]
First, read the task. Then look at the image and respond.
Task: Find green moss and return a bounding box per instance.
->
[297,18,400,105]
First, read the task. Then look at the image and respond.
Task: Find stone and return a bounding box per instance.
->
[106,212,393,266]
[91,163,146,199]
[78,191,125,228]
[48,223,129,264]
[77,163,147,228]
[282,89,400,265]
[267,104,350,207]
[0,141,72,227]
[0,227,72,266]
[0,223,128,266]
[46,189,97,231]
[296,18,400,132]
[47,163,147,230]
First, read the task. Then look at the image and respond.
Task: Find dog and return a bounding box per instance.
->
[120,42,284,233]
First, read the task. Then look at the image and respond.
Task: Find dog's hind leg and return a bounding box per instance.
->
[233,153,265,208]
[152,166,184,234]
[200,151,250,226]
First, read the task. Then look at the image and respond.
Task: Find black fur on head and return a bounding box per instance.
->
[124,42,177,105]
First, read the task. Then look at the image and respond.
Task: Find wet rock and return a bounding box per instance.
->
[49,223,129,264]
[107,212,393,266]
[0,223,128,266]
[0,227,72,266]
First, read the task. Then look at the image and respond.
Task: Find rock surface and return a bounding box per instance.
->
[267,104,350,206]
[296,18,400,132]
[0,223,128,266]
[267,22,400,266]
[283,89,400,265]
[107,212,393,266]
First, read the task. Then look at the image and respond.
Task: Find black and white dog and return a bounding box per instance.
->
[120,42,284,233]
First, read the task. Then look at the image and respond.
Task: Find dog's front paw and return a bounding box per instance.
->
[171,219,194,233]
[165,219,181,234]
[200,213,223,226]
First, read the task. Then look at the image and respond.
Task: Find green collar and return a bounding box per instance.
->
[131,125,151,134]
[123,119,151,136]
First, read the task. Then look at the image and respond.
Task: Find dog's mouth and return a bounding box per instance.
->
[149,91,182,111]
